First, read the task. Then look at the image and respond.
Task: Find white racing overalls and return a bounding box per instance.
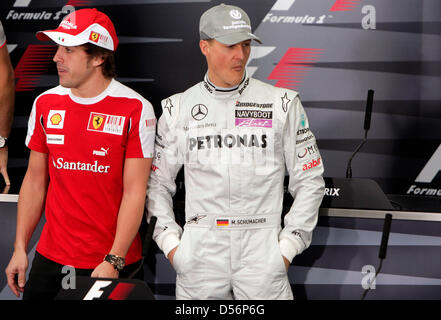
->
[146,73,325,299]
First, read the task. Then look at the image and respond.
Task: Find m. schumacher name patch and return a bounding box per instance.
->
[87,112,125,136]
[216,217,268,227]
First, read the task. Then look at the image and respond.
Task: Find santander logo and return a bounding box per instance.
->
[52,157,110,173]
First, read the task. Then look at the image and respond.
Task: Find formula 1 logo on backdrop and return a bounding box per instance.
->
[269,0,362,13]
[415,144,441,183]
[264,0,362,26]
[407,144,441,197]
[264,0,374,28]
[7,3,76,21]
[264,0,330,25]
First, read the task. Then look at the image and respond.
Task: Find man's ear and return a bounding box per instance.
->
[92,55,105,68]
[199,40,210,56]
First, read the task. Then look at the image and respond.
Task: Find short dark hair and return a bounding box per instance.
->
[82,43,116,79]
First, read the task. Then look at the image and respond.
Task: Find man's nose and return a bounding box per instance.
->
[53,46,63,63]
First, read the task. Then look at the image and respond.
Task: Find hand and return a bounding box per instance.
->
[167,246,178,266]
[283,256,290,272]
[91,261,119,279]
[0,147,10,186]
[5,249,28,297]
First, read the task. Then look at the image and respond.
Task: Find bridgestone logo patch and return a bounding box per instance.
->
[235,101,273,108]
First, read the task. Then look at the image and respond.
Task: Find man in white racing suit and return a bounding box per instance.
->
[146,3,325,300]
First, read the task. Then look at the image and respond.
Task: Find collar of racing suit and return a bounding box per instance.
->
[202,72,250,100]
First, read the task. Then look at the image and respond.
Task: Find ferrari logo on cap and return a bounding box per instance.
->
[89,31,100,43]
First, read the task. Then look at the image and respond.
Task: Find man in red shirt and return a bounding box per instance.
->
[5,8,156,300]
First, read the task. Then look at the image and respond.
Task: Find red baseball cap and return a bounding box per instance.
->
[36,8,119,51]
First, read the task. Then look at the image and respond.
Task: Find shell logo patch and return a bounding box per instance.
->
[50,113,62,125]
[47,110,66,129]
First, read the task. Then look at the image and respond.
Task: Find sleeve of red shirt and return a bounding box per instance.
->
[125,97,156,159]
[25,97,49,154]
